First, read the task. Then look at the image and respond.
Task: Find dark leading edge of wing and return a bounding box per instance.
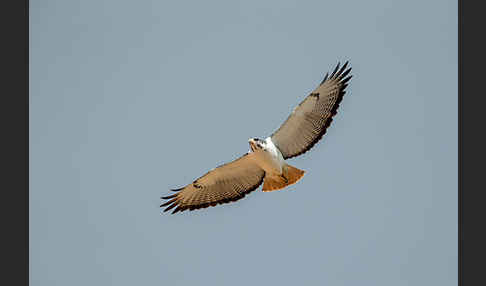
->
[270,61,352,159]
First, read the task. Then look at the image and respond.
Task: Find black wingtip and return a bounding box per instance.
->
[330,62,340,77]
[161,197,177,207]
[171,206,183,214]
[161,194,177,200]
[337,61,348,76]
[340,67,352,80]
[341,75,352,84]
[163,202,178,212]
[321,61,351,84]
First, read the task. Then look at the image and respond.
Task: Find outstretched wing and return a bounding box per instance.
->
[270,61,352,159]
[161,153,265,214]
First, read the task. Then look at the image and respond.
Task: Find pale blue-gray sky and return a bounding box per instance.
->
[30,0,457,285]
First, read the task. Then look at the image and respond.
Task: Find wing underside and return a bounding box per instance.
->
[270,61,352,159]
[161,153,265,214]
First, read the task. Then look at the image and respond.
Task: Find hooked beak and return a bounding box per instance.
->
[248,138,257,152]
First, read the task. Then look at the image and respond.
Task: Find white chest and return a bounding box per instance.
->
[251,137,285,175]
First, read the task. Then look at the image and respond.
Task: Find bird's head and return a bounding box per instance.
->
[248,138,265,152]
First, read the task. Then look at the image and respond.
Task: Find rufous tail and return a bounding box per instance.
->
[262,164,305,192]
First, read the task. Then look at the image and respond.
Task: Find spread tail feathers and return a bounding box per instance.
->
[262,164,305,192]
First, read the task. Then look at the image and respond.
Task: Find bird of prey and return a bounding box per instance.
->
[161,61,352,214]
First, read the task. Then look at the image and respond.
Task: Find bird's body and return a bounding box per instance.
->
[248,137,304,192]
[161,61,352,214]
[248,137,284,176]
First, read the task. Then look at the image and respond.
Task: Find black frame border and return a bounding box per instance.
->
[3,0,28,285]
[459,0,484,285]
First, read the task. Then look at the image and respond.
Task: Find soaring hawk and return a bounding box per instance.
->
[161,61,352,214]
